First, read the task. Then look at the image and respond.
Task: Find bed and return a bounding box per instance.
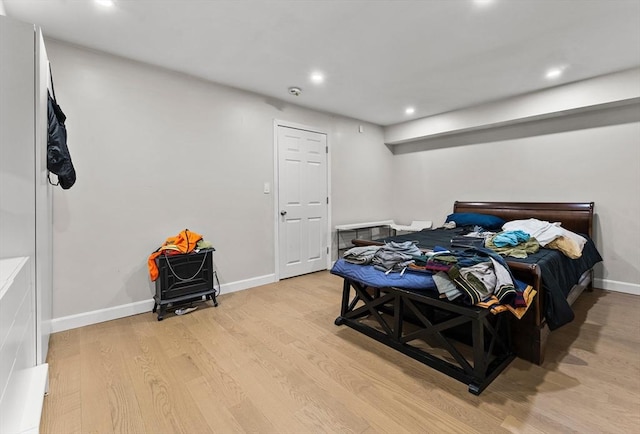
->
[345,201,603,366]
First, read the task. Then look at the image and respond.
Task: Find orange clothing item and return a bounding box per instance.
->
[147,229,203,281]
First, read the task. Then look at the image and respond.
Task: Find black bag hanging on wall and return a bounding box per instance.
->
[47,69,76,189]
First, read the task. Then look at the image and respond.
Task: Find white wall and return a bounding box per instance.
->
[45,39,393,321]
[330,117,394,226]
[390,118,640,293]
[0,15,35,260]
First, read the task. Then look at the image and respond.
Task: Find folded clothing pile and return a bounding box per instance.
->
[501,218,587,258]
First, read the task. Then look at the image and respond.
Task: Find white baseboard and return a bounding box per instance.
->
[594,278,640,296]
[51,299,156,333]
[51,274,277,333]
[219,273,276,295]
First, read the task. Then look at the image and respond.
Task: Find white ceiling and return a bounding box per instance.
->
[4,0,640,126]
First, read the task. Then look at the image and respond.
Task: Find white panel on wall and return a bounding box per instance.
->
[35,27,52,366]
[0,15,35,260]
[0,16,51,431]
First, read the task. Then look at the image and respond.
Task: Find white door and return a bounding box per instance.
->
[277,126,328,279]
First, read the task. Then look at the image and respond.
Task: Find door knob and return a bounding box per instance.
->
[280,210,287,216]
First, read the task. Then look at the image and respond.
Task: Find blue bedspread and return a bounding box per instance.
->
[331,259,435,291]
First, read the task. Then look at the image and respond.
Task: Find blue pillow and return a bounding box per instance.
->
[445,212,505,229]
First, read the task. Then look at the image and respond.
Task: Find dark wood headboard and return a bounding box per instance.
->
[453,201,594,237]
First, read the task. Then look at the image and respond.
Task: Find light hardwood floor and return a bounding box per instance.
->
[41,271,640,433]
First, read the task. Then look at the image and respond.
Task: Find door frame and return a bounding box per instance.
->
[273,119,332,281]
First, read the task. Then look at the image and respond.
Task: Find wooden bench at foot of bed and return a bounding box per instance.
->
[335,277,515,395]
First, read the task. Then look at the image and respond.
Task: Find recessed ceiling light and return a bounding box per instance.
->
[405,107,415,115]
[310,72,324,84]
[545,66,566,80]
[95,0,115,7]
[473,0,495,7]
